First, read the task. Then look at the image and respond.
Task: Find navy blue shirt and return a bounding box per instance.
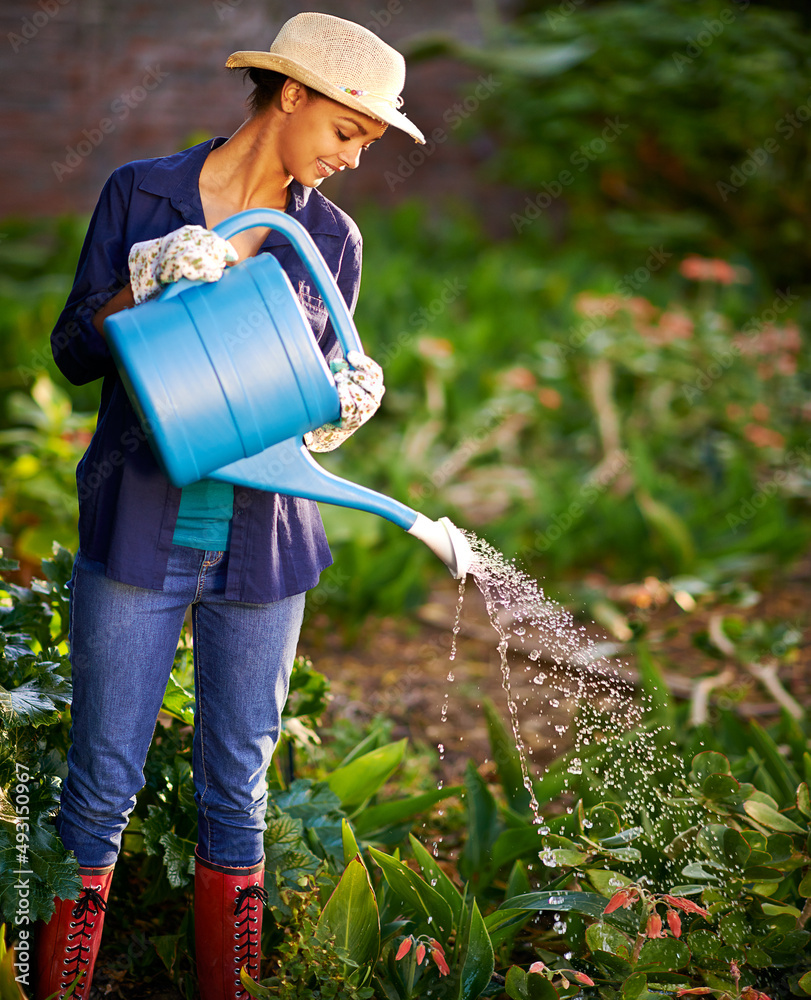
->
[51,137,363,603]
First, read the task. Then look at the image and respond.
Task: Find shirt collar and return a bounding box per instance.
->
[137,137,340,238]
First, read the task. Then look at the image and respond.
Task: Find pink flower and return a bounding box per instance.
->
[666,909,682,938]
[574,972,595,986]
[679,255,748,285]
[395,937,412,961]
[604,889,638,913]
[662,895,710,919]
[431,946,450,976]
[416,942,426,964]
[529,962,546,974]
[646,913,665,938]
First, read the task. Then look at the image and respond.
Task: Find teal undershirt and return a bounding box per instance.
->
[172,479,234,551]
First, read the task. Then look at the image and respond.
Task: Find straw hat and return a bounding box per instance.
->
[227,12,425,144]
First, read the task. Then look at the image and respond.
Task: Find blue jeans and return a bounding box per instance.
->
[56,546,306,869]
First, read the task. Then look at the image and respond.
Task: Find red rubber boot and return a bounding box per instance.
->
[194,851,267,1000]
[34,864,114,1000]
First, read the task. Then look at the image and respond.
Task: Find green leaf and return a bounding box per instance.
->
[622,973,648,999]
[689,752,731,784]
[326,740,407,809]
[799,870,811,896]
[408,833,463,926]
[761,902,801,918]
[342,818,360,867]
[461,760,501,880]
[637,937,690,971]
[586,868,633,897]
[0,666,71,728]
[797,783,811,819]
[635,489,695,571]
[504,966,559,1000]
[501,890,609,918]
[368,846,454,938]
[460,899,494,1000]
[747,719,801,805]
[315,856,380,969]
[161,672,195,726]
[798,971,811,995]
[743,799,806,834]
[483,697,532,814]
[484,908,534,949]
[586,921,633,959]
[491,826,550,873]
[702,774,741,802]
[353,785,462,836]
[158,831,195,888]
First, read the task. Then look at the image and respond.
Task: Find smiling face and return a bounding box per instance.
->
[276,79,388,188]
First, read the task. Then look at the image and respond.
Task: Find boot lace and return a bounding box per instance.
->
[61,885,108,996]
[233,883,268,995]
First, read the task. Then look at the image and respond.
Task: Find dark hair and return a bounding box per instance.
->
[235,67,321,115]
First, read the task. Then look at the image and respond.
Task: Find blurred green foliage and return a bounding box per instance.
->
[0,0,809,617]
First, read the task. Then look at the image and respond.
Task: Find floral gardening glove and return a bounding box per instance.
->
[305,351,385,453]
[128,225,239,305]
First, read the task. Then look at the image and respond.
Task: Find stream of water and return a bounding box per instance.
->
[448,528,691,856]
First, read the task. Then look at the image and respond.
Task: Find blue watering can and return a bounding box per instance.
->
[104,208,472,578]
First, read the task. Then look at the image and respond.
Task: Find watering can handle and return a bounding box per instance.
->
[158,209,364,357]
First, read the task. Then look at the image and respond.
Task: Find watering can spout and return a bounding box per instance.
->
[407,514,473,580]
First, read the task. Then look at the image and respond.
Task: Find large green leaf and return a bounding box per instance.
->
[460,760,500,881]
[315,856,380,969]
[747,720,802,806]
[689,752,731,785]
[504,966,559,1000]
[482,697,532,814]
[500,890,608,918]
[160,672,195,726]
[342,818,361,867]
[586,920,633,959]
[484,908,534,950]
[368,846,454,938]
[408,833,463,926]
[0,665,71,728]
[353,785,462,836]
[743,800,806,835]
[460,900,495,1000]
[637,937,690,971]
[326,740,407,809]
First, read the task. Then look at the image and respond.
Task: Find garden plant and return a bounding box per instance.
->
[1,0,810,995]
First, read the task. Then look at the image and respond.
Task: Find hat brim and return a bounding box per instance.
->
[227,51,426,144]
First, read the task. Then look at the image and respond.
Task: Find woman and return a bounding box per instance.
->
[37,12,425,1000]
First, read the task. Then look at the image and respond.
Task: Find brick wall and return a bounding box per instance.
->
[1,0,517,228]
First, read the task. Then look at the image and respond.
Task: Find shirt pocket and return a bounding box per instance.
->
[297,282,328,340]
